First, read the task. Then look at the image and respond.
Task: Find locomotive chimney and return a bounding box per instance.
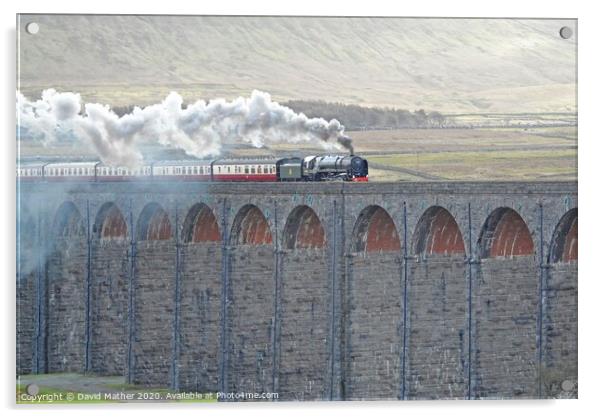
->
[337,134,354,155]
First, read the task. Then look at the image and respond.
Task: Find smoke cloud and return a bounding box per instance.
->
[17,89,353,167]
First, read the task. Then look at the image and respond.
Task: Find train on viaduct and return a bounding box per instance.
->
[16,180,577,400]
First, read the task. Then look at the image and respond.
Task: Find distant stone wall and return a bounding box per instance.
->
[16,273,35,375]
[474,257,539,398]
[543,263,578,397]
[46,238,87,373]
[90,241,129,375]
[132,241,176,386]
[227,245,275,394]
[345,253,402,400]
[407,255,467,399]
[279,249,330,400]
[178,242,222,392]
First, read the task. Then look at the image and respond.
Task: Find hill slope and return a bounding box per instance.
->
[17,15,576,113]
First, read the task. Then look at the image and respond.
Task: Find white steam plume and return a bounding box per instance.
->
[17,89,353,167]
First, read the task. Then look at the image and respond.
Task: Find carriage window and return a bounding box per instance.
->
[245,166,249,174]
[227,166,231,173]
[251,167,255,174]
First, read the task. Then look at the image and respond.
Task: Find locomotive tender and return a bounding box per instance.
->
[17,155,369,182]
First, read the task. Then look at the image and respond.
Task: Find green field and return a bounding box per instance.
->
[16,373,217,404]
[343,126,577,181]
[368,149,576,181]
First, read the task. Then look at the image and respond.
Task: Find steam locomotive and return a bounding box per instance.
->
[17,155,369,182]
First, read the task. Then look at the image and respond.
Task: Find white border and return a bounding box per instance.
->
[3,1,600,417]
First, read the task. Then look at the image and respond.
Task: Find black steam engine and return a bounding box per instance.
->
[278,155,369,182]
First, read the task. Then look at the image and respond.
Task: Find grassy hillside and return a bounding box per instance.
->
[17,15,576,113]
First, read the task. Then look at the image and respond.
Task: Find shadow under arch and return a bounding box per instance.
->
[230,204,272,245]
[283,205,326,250]
[478,207,534,258]
[412,206,465,256]
[350,205,400,253]
[549,208,577,263]
[53,201,85,238]
[181,203,220,243]
[95,202,128,241]
[137,202,172,241]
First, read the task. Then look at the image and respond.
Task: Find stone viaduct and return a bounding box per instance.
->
[16,180,577,400]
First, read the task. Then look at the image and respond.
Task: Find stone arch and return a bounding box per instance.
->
[227,204,274,393]
[279,205,329,399]
[53,201,85,238]
[283,205,326,250]
[478,207,534,258]
[95,202,127,241]
[137,202,172,241]
[549,208,577,263]
[230,204,272,245]
[412,206,465,256]
[351,205,401,253]
[90,202,129,375]
[182,203,220,243]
